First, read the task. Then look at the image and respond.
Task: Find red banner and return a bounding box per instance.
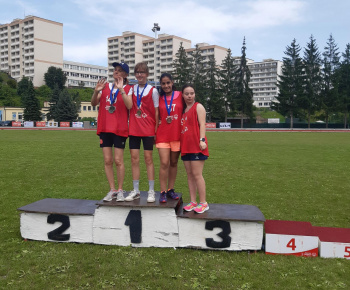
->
[36,122,46,127]
[205,123,216,128]
[60,122,70,127]
[12,121,21,127]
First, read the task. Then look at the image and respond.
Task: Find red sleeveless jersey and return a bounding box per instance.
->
[180,102,209,157]
[97,83,131,137]
[156,91,183,143]
[129,84,156,137]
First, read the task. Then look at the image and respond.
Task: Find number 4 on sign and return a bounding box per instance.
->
[287,238,296,251]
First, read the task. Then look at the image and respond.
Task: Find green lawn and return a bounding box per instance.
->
[0,130,349,289]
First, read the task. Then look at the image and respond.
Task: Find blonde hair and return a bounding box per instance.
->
[134,62,149,75]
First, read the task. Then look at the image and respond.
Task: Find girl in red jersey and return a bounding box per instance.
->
[91,62,132,202]
[180,84,209,214]
[156,73,183,203]
[124,62,159,203]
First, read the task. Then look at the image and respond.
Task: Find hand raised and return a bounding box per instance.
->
[95,78,107,92]
[115,76,124,89]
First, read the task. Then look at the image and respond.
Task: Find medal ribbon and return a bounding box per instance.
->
[137,83,148,109]
[164,91,175,116]
[109,84,119,105]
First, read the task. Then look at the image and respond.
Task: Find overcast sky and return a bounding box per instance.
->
[1,0,349,66]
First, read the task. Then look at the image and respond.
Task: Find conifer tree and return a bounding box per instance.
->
[172,42,191,89]
[189,44,206,106]
[23,80,42,121]
[47,84,61,121]
[219,48,236,122]
[55,88,78,122]
[337,43,350,128]
[205,55,223,121]
[321,34,340,127]
[234,37,254,128]
[17,77,30,105]
[302,35,322,128]
[272,39,304,128]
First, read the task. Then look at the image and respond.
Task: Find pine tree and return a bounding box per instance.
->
[337,43,350,128]
[321,34,340,128]
[219,48,236,122]
[172,42,191,89]
[23,80,42,121]
[17,77,30,105]
[204,55,223,121]
[302,35,322,128]
[47,84,61,121]
[55,88,78,122]
[272,39,304,128]
[234,37,254,128]
[189,44,206,106]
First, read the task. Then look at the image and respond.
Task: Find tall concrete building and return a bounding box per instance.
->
[248,59,282,108]
[0,15,63,87]
[63,60,108,88]
[107,31,191,83]
[186,43,228,68]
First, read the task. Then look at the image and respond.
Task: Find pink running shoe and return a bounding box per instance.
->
[183,201,197,212]
[194,202,209,214]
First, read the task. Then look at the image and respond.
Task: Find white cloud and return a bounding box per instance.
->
[64,42,108,65]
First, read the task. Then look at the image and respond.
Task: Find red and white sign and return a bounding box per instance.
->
[36,122,46,127]
[205,123,216,128]
[314,226,350,259]
[265,220,318,257]
[60,122,70,127]
[12,121,21,127]
[72,122,83,128]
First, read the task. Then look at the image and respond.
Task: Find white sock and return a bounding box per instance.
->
[133,180,139,192]
[148,180,154,191]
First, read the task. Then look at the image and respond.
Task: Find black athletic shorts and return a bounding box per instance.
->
[181,153,208,161]
[99,133,127,149]
[129,135,154,151]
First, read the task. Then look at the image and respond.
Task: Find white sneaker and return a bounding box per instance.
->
[125,189,140,201]
[147,190,155,203]
[115,189,126,202]
[103,190,116,202]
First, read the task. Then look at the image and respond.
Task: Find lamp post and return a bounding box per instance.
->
[152,23,160,84]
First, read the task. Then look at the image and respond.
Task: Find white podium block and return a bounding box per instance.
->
[18,199,98,243]
[92,191,181,248]
[177,204,265,251]
[314,226,350,259]
[265,220,318,257]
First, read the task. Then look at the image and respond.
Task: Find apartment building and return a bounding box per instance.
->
[107,31,191,83]
[63,60,108,88]
[107,31,153,82]
[0,15,63,87]
[186,43,228,68]
[248,59,282,108]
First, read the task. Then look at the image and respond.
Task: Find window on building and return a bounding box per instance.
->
[83,106,87,111]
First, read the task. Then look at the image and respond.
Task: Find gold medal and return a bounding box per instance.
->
[166,116,172,124]
[137,109,142,116]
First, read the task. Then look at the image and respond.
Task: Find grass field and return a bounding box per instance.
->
[0,130,349,289]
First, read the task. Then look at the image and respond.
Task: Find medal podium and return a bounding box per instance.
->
[18,192,265,251]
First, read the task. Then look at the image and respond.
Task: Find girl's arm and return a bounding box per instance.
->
[197,103,207,150]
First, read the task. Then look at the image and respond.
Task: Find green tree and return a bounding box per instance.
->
[0,83,21,107]
[17,77,31,105]
[23,80,42,121]
[47,84,61,121]
[205,55,223,121]
[55,88,78,122]
[234,37,254,128]
[321,34,340,128]
[337,43,350,128]
[189,44,206,106]
[44,66,67,90]
[36,85,52,107]
[172,42,191,89]
[272,39,304,128]
[7,79,17,89]
[219,48,236,122]
[302,35,322,128]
